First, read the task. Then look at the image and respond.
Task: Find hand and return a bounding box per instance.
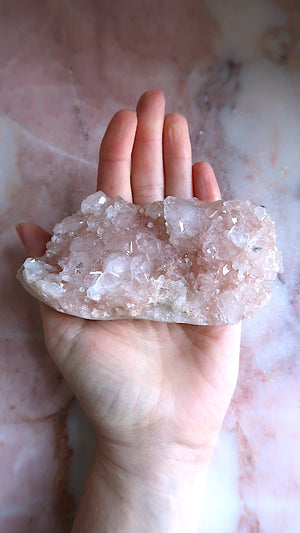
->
[17,91,241,532]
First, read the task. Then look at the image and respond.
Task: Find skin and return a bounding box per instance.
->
[17,91,241,532]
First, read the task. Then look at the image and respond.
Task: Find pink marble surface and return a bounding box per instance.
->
[0,0,299,531]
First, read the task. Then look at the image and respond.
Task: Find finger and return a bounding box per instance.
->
[97,110,137,201]
[163,113,192,198]
[131,91,165,205]
[16,223,51,257]
[192,161,221,201]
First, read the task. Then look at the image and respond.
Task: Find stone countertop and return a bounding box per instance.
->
[0,0,299,531]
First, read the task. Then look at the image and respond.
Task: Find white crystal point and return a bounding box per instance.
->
[17,191,283,326]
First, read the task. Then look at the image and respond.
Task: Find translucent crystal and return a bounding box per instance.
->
[17,191,283,326]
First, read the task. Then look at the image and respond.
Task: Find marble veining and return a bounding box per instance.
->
[0,0,299,531]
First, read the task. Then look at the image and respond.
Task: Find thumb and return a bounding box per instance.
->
[16,222,85,392]
[16,222,67,357]
[16,222,51,257]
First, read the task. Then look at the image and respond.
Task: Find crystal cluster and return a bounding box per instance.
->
[17,191,283,325]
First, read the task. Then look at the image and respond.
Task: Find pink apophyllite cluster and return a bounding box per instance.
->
[17,191,282,326]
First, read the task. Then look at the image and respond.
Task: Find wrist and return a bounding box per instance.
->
[72,435,214,533]
[93,439,211,533]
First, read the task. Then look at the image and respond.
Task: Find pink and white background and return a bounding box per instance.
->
[0,0,299,531]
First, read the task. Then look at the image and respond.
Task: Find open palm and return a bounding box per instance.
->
[18,91,241,467]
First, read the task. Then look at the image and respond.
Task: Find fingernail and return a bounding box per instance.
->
[15,223,25,244]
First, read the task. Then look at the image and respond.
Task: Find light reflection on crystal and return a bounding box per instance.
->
[207,246,217,254]
[97,195,107,205]
[223,265,230,275]
[179,221,185,232]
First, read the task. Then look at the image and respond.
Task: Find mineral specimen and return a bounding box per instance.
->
[17,191,282,326]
